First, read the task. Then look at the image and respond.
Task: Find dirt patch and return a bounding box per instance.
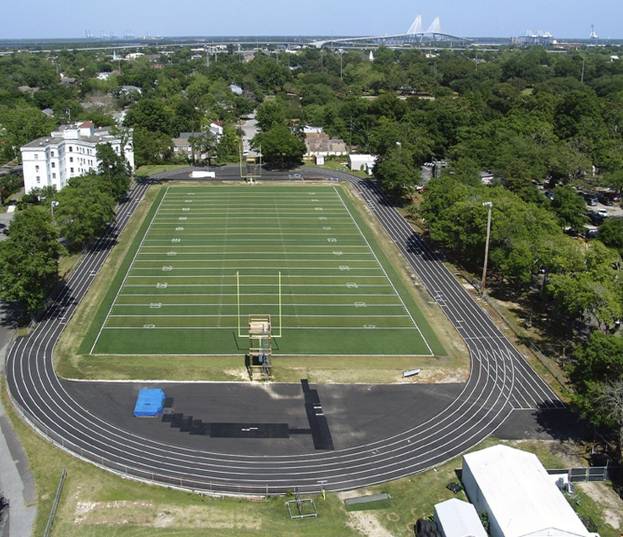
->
[223,368,250,382]
[578,482,623,530]
[338,490,394,537]
[73,500,262,530]
[346,511,394,537]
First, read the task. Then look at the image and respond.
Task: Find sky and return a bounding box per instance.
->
[3,0,623,40]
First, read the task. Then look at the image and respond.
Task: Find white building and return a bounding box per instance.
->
[349,154,377,175]
[21,121,134,193]
[434,499,487,537]
[462,445,596,537]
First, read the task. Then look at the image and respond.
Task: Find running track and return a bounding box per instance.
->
[5,171,563,495]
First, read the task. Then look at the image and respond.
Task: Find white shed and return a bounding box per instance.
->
[349,154,377,175]
[462,445,595,537]
[434,498,487,537]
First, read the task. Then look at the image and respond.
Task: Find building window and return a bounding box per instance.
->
[51,162,55,168]
[35,153,39,159]
[70,167,74,173]
[69,146,73,152]
[69,157,73,163]
[51,151,55,157]
[35,165,39,171]
[52,173,56,179]
[36,176,40,183]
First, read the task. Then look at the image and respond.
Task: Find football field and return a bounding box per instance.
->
[85,185,445,356]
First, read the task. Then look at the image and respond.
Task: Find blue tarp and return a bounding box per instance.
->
[133,388,166,417]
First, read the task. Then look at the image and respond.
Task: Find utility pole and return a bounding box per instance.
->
[338,49,344,80]
[481,201,493,295]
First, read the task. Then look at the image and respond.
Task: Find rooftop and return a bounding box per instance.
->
[22,123,123,149]
[463,445,590,537]
[434,498,487,537]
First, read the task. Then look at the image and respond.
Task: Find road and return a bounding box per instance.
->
[5,171,564,495]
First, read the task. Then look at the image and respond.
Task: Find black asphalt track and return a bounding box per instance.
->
[6,170,569,494]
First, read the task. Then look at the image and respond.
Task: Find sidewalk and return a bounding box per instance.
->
[0,338,37,537]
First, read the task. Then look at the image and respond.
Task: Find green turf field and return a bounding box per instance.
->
[84,185,445,356]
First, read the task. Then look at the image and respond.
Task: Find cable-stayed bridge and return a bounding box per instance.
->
[313,15,469,49]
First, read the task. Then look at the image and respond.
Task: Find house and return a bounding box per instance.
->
[480,171,495,185]
[42,108,54,118]
[304,128,347,161]
[125,52,145,61]
[434,499,487,537]
[20,121,134,193]
[172,124,223,161]
[349,154,377,175]
[229,84,243,96]
[462,445,596,537]
[59,73,77,85]
[118,85,143,96]
[97,72,113,81]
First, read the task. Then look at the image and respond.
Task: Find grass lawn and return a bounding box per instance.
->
[311,159,370,179]
[135,164,190,177]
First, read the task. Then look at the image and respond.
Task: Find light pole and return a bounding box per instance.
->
[481,201,493,295]
[51,200,60,220]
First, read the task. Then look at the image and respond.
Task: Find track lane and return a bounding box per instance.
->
[5,173,563,494]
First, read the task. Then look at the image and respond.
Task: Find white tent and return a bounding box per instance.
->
[462,445,595,537]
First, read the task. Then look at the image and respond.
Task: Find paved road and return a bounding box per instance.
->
[0,397,36,537]
[6,172,564,495]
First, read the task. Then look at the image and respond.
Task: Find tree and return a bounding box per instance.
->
[594,381,623,461]
[256,100,288,131]
[188,131,217,165]
[0,104,56,161]
[55,176,115,251]
[0,207,63,316]
[0,174,23,205]
[572,332,623,384]
[604,169,623,197]
[216,125,240,163]
[124,98,174,135]
[598,218,623,255]
[572,333,623,460]
[133,127,173,167]
[546,242,623,330]
[374,147,421,200]
[96,143,131,201]
[550,185,587,230]
[253,125,305,168]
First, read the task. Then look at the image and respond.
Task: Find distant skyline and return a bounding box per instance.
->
[3,0,623,39]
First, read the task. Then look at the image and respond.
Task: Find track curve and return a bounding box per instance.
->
[6,173,563,495]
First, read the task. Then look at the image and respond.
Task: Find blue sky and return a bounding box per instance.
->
[3,0,622,39]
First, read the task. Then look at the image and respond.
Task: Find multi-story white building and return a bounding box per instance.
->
[21,121,134,193]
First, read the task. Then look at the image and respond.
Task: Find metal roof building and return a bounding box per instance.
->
[434,498,488,537]
[462,445,595,537]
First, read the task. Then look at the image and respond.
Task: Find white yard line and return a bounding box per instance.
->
[89,187,170,354]
[103,326,417,331]
[333,186,434,356]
